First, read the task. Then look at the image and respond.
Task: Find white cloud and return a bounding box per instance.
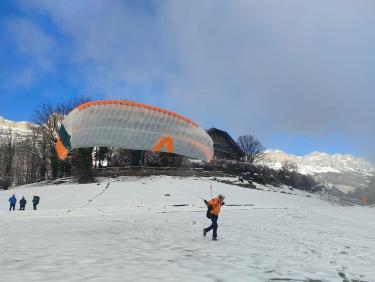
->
[6,17,57,72]
[3,17,58,88]
[12,0,375,160]
[157,1,375,160]
[17,0,169,101]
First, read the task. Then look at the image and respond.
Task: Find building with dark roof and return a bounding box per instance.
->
[207,128,245,160]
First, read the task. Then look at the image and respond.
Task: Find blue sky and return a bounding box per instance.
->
[0,0,374,160]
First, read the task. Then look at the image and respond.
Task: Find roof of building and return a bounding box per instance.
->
[206,128,245,156]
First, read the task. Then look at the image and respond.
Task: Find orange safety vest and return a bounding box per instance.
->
[207,197,224,215]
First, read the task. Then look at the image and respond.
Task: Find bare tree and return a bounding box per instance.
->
[72,147,94,183]
[32,104,65,179]
[12,130,46,186]
[0,97,91,188]
[31,97,91,180]
[0,129,14,189]
[237,134,264,163]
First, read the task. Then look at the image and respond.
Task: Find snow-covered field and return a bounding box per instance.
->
[0,176,374,282]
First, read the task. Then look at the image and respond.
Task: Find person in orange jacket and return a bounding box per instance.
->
[203,194,225,240]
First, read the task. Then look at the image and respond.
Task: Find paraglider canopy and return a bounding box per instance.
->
[55,100,214,162]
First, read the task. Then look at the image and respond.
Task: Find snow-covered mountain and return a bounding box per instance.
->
[0,116,33,139]
[262,150,375,194]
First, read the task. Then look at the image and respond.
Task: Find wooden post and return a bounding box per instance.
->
[362,195,368,206]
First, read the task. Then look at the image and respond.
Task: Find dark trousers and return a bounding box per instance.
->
[33,203,37,210]
[9,204,15,211]
[204,214,218,238]
[20,205,25,210]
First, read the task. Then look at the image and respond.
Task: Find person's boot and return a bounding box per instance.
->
[212,237,218,241]
[203,229,207,237]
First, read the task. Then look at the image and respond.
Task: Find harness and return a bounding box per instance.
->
[206,198,221,218]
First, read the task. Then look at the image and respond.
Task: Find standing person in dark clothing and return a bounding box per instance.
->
[19,197,27,210]
[203,194,225,241]
[9,194,17,211]
[32,195,40,210]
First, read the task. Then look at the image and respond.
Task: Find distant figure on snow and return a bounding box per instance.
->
[203,194,225,241]
[9,194,17,211]
[32,195,40,210]
[19,197,27,210]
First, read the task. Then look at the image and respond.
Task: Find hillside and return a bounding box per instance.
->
[0,176,374,281]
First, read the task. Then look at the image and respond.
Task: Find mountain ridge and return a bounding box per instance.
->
[0,116,33,136]
[262,149,375,194]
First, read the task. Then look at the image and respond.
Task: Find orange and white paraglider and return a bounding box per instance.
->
[55,100,214,162]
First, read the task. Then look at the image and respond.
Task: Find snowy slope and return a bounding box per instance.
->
[0,176,374,282]
[262,150,375,194]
